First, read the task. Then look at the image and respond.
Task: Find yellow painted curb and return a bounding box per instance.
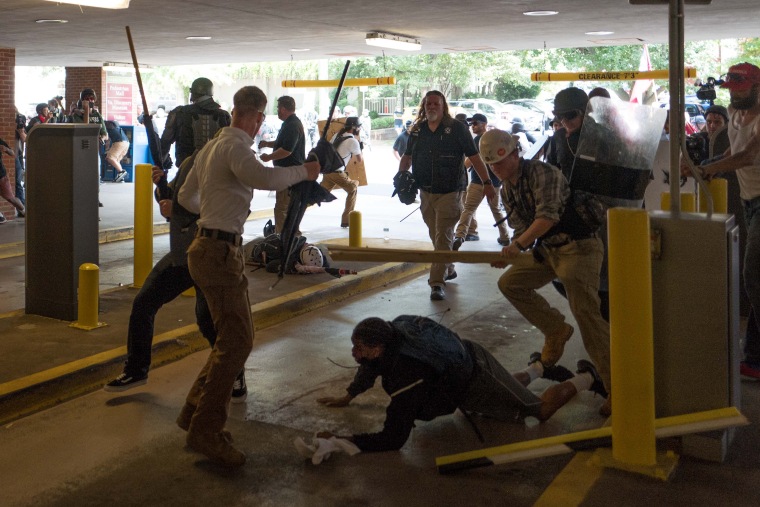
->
[0,209,274,260]
[0,260,427,425]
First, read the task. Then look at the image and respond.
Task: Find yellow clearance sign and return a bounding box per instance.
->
[531,68,697,81]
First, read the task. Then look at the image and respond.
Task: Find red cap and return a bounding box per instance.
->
[721,62,760,91]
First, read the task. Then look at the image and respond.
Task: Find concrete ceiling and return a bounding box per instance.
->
[3,0,760,67]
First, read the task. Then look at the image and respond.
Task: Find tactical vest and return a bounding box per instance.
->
[175,102,230,166]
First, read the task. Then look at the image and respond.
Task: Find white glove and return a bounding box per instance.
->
[293,436,361,465]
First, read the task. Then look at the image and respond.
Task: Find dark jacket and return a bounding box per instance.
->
[347,315,474,452]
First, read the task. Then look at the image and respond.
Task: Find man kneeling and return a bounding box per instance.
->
[316,315,606,452]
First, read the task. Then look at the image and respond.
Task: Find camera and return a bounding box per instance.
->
[695,76,724,103]
[685,133,709,165]
[16,113,26,130]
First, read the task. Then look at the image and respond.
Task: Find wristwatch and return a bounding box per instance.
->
[514,240,528,251]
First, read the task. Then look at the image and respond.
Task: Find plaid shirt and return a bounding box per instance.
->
[500,158,570,241]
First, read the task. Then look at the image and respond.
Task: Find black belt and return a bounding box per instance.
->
[198,228,242,246]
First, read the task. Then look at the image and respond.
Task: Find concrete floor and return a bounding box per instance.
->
[2,259,760,506]
[1,140,759,505]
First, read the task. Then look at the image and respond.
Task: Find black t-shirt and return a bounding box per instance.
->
[273,114,306,167]
[405,118,477,193]
[468,133,501,186]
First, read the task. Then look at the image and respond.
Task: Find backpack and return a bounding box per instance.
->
[249,233,308,273]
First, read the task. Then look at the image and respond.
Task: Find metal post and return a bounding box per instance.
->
[133,163,153,288]
[349,210,362,247]
[70,263,107,330]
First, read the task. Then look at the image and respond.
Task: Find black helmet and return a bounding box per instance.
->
[190,77,214,101]
[80,88,97,101]
[553,87,588,116]
[36,103,48,115]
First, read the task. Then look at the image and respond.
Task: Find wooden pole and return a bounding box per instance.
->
[325,245,533,266]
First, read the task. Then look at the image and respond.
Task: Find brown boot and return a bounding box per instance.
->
[541,323,574,366]
[187,431,246,468]
[177,404,233,441]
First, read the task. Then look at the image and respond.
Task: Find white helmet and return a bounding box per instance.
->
[299,245,323,267]
[479,129,520,164]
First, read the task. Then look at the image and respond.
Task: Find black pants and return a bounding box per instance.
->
[124,253,216,376]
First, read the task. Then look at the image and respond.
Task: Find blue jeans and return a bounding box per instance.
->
[743,196,760,364]
[14,154,24,206]
[124,253,216,377]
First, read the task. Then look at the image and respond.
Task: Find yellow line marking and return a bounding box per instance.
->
[534,451,601,507]
[0,259,429,399]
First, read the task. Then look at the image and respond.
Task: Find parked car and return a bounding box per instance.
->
[449,98,511,129]
[400,104,470,127]
[500,103,545,132]
[504,99,554,131]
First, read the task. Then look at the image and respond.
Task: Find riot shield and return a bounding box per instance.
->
[571,97,667,201]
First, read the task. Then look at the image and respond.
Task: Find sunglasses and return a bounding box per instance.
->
[725,73,748,84]
[557,110,580,122]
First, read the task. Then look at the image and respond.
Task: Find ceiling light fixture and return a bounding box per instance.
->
[585,31,615,35]
[365,32,421,51]
[44,0,130,9]
[523,10,559,16]
[186,36,212,40]
[289,48,310,52]
[35,19,69,23]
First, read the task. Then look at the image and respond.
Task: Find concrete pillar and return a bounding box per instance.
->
[0,47,17,220]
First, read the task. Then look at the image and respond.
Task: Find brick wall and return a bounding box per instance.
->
[65,67,106,116]
[0,48,16,220]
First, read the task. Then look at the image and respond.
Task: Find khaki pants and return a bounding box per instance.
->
[274,189,290,234]
[320,171,358,225]
[455,182,509,241]
[497,237,611,394]
[185,236,253,434]
[420,190,462,287]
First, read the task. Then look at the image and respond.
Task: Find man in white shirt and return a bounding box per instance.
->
[323,116,361,227]
[177,85,320,468]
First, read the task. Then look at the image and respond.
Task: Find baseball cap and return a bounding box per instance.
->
[344,116,361,128]
[479,129,519,164]
[720,62,760,91]
[468,113,488,124]
[553,87,588,115]
[404,120,413,127]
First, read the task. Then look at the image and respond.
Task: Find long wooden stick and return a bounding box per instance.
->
[325,245,533,266]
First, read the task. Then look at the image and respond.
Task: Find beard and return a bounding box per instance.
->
[731,87,759,110]
[426,111,440,122]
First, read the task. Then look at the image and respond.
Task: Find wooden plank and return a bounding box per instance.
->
[325,244,529,265]
[436,406,747,473]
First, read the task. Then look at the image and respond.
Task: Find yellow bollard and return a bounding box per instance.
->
[698,179,728,213]
[133,164,154,288]
[660,192,695,212]
[607,208,656,467]
[349,210,362,247]
[69,263,107,330]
